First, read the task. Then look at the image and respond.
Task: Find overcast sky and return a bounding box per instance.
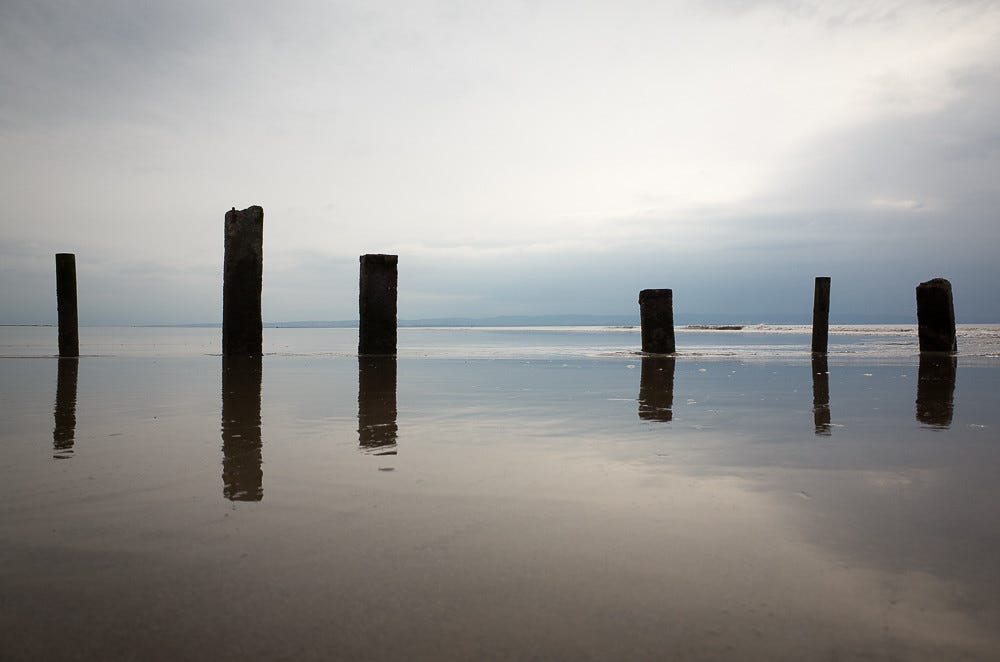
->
[2,0,998,324]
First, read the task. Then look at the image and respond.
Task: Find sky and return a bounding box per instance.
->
[1,0,999,324]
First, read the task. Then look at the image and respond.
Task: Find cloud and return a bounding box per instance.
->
[0,1,998,322]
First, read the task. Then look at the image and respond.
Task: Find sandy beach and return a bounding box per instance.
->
[1,326,998,659]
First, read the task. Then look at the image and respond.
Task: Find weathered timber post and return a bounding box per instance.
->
[639,289,675,354]
[55,253,79,357]
[916,278,957,353]
[811,276,831,354]
[811,354,831,436]
[221,356,263,501]
[916,354,956,428]
[222,206,264,357]
[359,254,398,355]
[358,355,398,451]
[638,356,676,422]
[53,357,79,458]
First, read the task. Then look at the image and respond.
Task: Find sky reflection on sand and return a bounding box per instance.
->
[2,344,999,659]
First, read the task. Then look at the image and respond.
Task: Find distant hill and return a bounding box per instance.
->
[263,315,638,328]
[255,312,918,328]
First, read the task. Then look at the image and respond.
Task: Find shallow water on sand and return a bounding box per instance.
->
[2,328,999,660]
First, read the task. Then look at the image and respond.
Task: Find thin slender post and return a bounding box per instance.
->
[222,206,264,357]
[811,276,831,354]
[916,278,956,353]
[639,289,675,354]
[53,357,79,458]
[811,354,831,436]
[55,253,79,357]
[358,254,398,355]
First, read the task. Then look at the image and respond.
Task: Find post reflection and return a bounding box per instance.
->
[221,356,263,501]
[638,356,676,422]
[358,356,398,454]
[916,354,957,428]
[811,355,832,436]
[53,357,79,459]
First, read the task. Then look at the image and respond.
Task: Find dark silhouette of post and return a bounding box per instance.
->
[358,356,398,453]
[811,277,831,354]
[638,356,676,422]
[916,278,956,353]
[811,354,831,436]
[639,289,675,354]
[53,357,79,459]
[55,253,79,357]
[223,206,263,357]
[359,254,397,355]
[916,354,956,428]
[221,356,263,501]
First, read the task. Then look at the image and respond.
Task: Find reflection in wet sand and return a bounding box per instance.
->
[358,356,398,453]
[221,356,263,501]
[52,357,79,459]
[811,355,831,436]
[5,347,1000,660]
[916,354,957,428]
[638,356,675,422]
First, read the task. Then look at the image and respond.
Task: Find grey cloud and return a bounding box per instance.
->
[0,1,216,127]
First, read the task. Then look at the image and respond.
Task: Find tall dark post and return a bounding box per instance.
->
[916,354,956,428]
[811,276,831,354]
[223,206,264,357]
[639,289,675,354]
[53,357,79,459]
[358,356,398,453]
[359,254,398,355]
[811,354,831,436]
[916,278,956,353]
[221,356,263,501]
[55,253,79,357]
[638,356,676,422]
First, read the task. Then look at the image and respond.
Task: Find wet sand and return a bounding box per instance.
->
[2,348,1000,660]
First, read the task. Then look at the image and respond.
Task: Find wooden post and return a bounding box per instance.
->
[359,254,398,355]
[638,356,676,422]
[221,357,263,501]
[639,289,675,354]
[55,253,79,357]
[916,278,956,353]
[358,356,398,452]
[223,206,264,357]
[53,357,79,458]
[916,354,956,428]
[811,276,830,354]
[811,354,831,436]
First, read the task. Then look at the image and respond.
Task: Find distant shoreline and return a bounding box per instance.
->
[5,318,999,328]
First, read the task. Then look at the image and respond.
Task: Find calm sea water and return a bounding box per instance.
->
[2,326,999,660]
[2,323,1000,359]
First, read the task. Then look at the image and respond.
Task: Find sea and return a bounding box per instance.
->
[1,324,999,660]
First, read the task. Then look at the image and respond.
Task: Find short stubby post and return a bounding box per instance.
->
[638,356,676,422]
[55,253,79,357]
[222,206,264,357]
[916,278,956,353]
[916,354,957,428]
[811,276,831,354]
[639,289,675,354]
[358,355,398,451]
[359,254,398,355]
